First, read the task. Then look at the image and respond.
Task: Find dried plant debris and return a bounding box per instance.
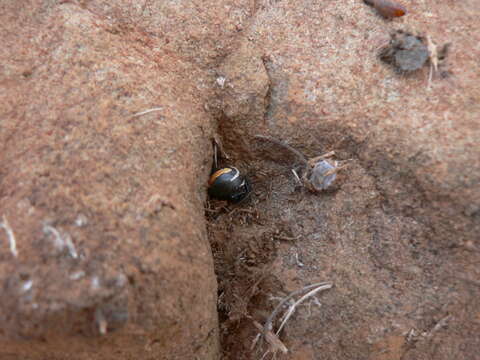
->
[252,282,333,357]
[380,30,452,80]
[364,0,407,19]
[380,30,429,73]
[426,36,452,84]
[255,135,348,192]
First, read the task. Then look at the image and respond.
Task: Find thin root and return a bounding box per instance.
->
[253,282,333,356]
[276,283,332,335]
[253,321,288,355]
[255,135,308,164]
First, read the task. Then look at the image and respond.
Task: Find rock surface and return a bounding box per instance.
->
[209,0,480,359]
[1,0,479,359]
[0,0,252,358]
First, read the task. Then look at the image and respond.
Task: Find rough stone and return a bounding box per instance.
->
[210,0,480,359]
[0,0,252,358]
[1,0,479,359]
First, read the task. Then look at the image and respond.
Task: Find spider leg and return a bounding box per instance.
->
[323,163,348,177]
[307,151,336,167]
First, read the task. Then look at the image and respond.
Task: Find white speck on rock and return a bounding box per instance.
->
[91,276,101,291]
[75,214,88,227]
[43,224,78,259]
[21,280,33,292]
[0,215,18,257]
[216,76,226,88]
[70,271,86,280]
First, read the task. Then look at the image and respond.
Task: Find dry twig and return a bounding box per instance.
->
[252,281,333,357]
[253,321,288,355]
[276,283,332,335]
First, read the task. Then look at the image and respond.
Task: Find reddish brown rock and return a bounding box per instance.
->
[0,0,252,358]
[209,0,480,359]
[2,0,479,359]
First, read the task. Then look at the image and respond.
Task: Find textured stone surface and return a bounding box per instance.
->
[1,0,479,359]
[0,0,253,358]
[209,0,480,359]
